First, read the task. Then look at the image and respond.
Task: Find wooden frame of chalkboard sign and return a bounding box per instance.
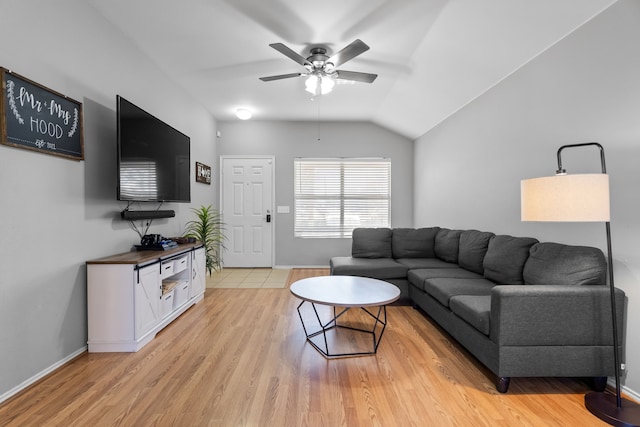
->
[0,67,84,160]
[195,162,211,185]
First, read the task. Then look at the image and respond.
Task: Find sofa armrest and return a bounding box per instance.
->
[489,285,624,346]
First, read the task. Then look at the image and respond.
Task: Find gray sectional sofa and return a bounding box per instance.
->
[330,227,625,393]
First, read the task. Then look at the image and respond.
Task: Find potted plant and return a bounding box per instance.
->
[183,205,226,275]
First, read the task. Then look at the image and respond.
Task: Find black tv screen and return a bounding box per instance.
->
[117,96,191,203]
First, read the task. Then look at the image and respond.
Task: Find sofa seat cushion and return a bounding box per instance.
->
[449,295,491,335]
[392,227,440,258]
[458,230,495,274]
[330,256,408,279]
[396,258,459,270]
[352,228,392,258]
[523,242,606,286]
[483,235,539,285]
[408,268,484,292]
[423,278,495,307]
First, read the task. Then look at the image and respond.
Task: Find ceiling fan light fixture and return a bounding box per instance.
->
[321,75,336,94]
[304,75,318,94]
[304,74,335,96]
[236,108,252,120]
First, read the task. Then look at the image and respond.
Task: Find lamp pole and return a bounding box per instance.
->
[556,143,620,405]
[555,143,639,425]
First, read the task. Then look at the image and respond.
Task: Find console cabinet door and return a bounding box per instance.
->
[135,263,160,339]
[191,247,206,298]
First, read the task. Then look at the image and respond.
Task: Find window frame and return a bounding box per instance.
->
[294,157,391,238]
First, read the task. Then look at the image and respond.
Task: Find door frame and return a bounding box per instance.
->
[219,155,276,267]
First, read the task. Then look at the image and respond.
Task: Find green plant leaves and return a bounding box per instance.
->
[184,205,226,275]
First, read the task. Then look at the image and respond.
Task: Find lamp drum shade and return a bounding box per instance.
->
[521,174,610,222]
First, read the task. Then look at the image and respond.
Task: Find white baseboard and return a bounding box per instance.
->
[626,386,640,402]
[613,379,640,403]
[0,346,87,405]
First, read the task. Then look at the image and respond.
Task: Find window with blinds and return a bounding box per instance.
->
[294,158,391,238]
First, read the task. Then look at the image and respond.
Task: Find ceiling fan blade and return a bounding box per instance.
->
[259,73,303,82]
[335,70,378,83]
[269,43,312,67]
[327,39,370,68]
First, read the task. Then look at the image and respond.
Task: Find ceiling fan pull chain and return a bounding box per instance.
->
[317,98,321,143]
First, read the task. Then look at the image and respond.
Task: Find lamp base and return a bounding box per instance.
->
[585,391,640,426]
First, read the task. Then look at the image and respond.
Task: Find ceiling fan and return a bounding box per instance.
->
[259,39,378,95]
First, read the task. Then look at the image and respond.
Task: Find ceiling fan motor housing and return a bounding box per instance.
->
[308,47,331,70]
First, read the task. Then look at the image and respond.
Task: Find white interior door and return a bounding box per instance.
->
[221,156,274,267]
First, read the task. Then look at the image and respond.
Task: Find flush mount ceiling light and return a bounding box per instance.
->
[236,108,252,120]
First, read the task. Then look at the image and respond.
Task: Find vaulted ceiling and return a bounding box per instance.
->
[88,0,616,139]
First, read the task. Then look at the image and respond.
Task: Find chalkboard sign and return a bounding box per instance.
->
[1,68,84,160]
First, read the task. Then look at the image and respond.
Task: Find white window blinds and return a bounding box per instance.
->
[294,158,391,238]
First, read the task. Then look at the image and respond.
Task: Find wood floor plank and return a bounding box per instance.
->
[0,268,609,426]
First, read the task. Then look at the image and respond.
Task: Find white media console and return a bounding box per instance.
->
[86,243,206,352]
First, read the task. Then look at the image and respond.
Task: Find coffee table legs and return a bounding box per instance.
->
[295,301,389,358]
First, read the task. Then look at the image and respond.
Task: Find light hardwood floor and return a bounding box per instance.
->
[207,268,291,289]
[0,269,608,426]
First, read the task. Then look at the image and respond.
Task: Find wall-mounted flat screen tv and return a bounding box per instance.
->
[117,95,191,203]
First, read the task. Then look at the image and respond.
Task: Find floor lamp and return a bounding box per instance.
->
[521,142,640,427]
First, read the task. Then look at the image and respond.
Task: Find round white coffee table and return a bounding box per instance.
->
[290,276,400,358]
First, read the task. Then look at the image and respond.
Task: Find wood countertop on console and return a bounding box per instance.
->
[86,242,203,265]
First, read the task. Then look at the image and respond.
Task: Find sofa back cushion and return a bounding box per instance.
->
[392,227,440,258]
[458,230,495,274]
[352,228,393,258]
[523,242,606,286]
[483,235,538,284]
[434,229,463,263]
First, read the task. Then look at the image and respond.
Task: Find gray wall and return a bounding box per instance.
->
[0,0,218,400]
[218,120,414,266]
[414,0,640,397]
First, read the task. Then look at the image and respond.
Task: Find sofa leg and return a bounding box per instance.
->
[590,376,608,392]
[496,377,510,393]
